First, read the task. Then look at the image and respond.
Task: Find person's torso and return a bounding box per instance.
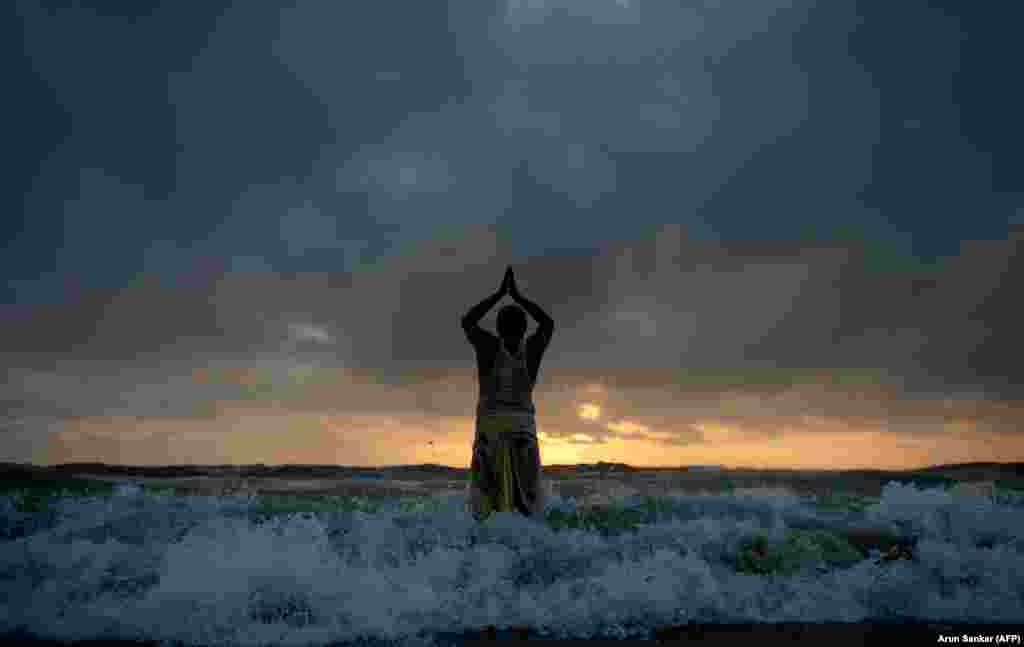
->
[477,338,536,416]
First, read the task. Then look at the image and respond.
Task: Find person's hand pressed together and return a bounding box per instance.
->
[506,267,521,301]
[501,267,514,297]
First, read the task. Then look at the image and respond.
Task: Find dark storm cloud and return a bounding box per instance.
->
[320,0,819,247]
[11,0,836,296]
[11,0,1017,284]
[8,1,232,298]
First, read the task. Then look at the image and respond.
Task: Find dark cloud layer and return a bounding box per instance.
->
[3,226,1022,423]
[8,1,1022,295]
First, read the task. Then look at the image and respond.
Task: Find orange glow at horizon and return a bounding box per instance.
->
[42,407,1024,471]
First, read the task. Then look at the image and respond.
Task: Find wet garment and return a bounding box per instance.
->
[467,411,544,518]
[468,338,544,518]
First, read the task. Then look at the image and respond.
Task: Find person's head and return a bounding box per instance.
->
[496,304,528,340]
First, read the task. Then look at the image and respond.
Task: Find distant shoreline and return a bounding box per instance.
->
[3,459,1021,514]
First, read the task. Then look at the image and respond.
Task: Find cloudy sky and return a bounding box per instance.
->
[4,0,1023,470]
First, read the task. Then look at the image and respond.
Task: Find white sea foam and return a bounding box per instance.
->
[1,482,1022,645]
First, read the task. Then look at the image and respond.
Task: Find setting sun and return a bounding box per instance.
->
[577,402,602,421]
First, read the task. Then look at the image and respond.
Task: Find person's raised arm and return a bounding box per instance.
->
[461,269,511,329]
[508,270,554,332]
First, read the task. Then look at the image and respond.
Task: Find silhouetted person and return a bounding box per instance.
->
[462,267,554,521]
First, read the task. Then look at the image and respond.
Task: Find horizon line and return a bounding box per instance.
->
[7,460,1021,473]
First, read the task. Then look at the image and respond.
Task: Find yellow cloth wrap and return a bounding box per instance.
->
[475,414,520,516]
